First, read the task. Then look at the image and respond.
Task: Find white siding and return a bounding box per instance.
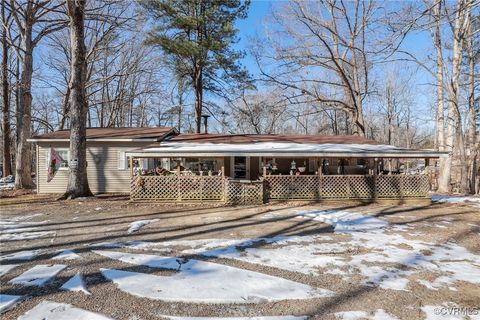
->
[37,142,147,194]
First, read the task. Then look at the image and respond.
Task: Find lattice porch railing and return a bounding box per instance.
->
[131,175,225,201]
[131,174,430,202]
[226,180,264,205]
[264,175,429,200]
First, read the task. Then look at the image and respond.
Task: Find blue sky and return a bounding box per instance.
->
[233,0,438,127]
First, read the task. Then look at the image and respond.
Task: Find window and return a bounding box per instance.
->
[117,151,126,170]
[46,149,69,169]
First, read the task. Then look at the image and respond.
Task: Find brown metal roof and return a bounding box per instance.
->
[167,134,382,145]
[30,127,177,141]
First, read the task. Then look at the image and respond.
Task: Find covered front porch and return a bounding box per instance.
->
[125,153,439,204]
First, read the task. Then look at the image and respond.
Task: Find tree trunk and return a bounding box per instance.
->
[59,86,71,129]
[466,19,477,194]
[437,0,471,193]
[1,0,12,177]
[15,26,34,189]
[194,68,203,134]
[434,0,445,152]
[62,0,92,199]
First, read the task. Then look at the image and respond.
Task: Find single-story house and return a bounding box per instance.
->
[29,127,448,203]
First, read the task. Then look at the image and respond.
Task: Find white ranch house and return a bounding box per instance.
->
[29,127,447,204]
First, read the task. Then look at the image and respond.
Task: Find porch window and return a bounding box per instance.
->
[184,158,219,174]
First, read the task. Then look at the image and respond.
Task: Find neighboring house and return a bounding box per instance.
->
[28,127,177,194]
[29,128,447,202]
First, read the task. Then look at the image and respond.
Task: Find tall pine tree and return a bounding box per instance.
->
[141,0,250,133]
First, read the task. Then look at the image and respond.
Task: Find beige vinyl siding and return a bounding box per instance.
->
[37,141,150,194]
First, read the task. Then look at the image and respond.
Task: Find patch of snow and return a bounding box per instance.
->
[9,264,66,286]
[95,207,103,211]
[418,279,438,290]
[0,264,17,277]
[0,230,56,242]
[0,249,43,261]
[334,311,368,320]
[18,301,112,320]
[52,249,82,260]
[0,294,22,313]
[334,309,398,320]
[61,272,90,295]
[165,317,307,320]
[96,250,333,303]
[420,302,473,320]
[295,209,389,232]
[0,215,54,242]
[372,309,398,320]
[431,194,480,208]
[127,219,159,234]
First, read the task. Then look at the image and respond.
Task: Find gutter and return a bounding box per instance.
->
[27,138,160,142]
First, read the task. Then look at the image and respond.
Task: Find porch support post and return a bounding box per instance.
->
[317,157,322,200]
[129,157,134,177]
[373,158,378,200]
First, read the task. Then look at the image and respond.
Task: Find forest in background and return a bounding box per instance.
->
[0,0,479,194]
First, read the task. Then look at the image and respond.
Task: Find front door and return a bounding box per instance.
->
[231,157,249,179]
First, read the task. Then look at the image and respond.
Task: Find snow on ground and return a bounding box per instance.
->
[431,194,480,208]
[52,249,82,260]
[0,249,44,262]
[294,209,389,232]
[334,309,398,320]
[165,317,307,320]
[0,294,22,313]
[17,301,112,320]
[9,264,66,286]
[60,272,90,295]
[0,214,54,242]
[421,302,480,320]
[99,208,480,292]
[95,250,333,303]
[0,264,17,277]
[127,219,159,234]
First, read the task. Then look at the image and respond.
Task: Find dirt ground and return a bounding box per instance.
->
[0,195,479,320]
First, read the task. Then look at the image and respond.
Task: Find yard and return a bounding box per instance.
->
[0,195,479,320]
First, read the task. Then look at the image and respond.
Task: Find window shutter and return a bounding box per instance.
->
[46,150,50,170]
[117,151,126,170]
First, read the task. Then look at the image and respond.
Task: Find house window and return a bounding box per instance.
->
[46,149,69,170]
[117,151,126,170]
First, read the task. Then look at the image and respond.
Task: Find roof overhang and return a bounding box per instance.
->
[125,150,449,158]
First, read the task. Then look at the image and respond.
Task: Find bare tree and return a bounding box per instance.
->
[438,0,472,193]
[8,0,66,188]
[231,89,288,134]
[62,0,92,199]
[255,0,381,136]
[465,12,478,194]
[1,0,12,177]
